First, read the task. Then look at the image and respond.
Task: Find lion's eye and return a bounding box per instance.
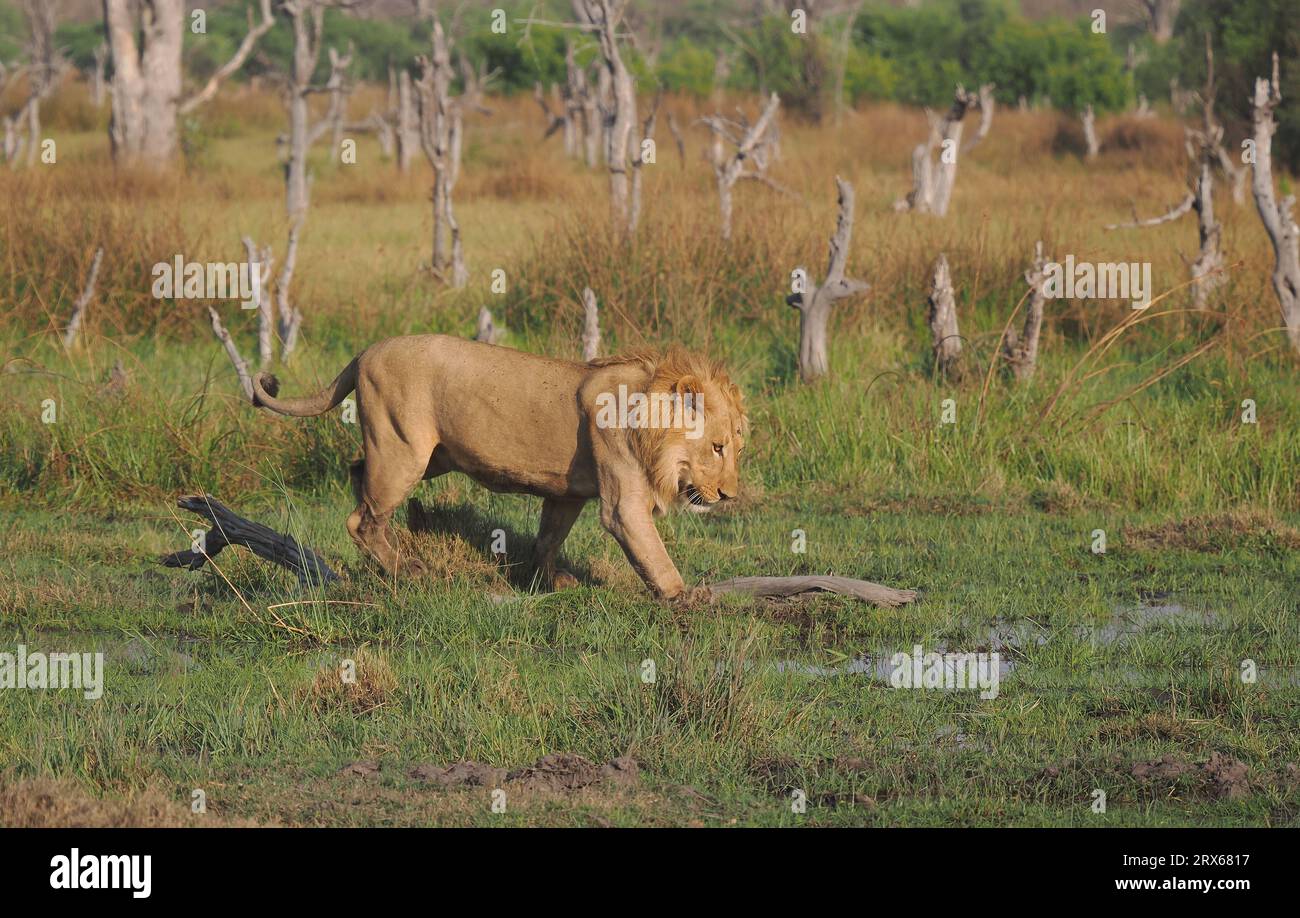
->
[713,443,725,456]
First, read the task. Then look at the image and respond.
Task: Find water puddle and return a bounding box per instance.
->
[772,597,1223,683]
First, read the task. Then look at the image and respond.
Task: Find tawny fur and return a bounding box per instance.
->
[251,335,747,600]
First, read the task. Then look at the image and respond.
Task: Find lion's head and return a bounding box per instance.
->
[593,349,748,515]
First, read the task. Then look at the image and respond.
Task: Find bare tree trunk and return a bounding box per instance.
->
[963,83,995,153]
[474,306,504,344]
[242,236,276,367]
[927,253,962,379]
[576,0,636,236]
[1001,242,1048,381]
[18,0,63,168]
[582,287,601,361]
[1189,156,1224,308]
[894,85,980,216]
[1081,105,1099,161]
[417,19,467,286]
[102,0,273,165]
[786,177,869,383]
[629,95,659,236]
[91,42,108,107]
[1141,0,1181,44]
[1250,53,1300,354]
[396,69,418,172]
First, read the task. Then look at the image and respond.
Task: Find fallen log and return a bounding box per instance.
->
[707,575,917,608]
[159,494,339,587]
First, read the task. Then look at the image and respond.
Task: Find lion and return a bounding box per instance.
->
[250,334,747,601]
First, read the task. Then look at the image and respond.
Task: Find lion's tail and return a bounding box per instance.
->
[251,357,359,418]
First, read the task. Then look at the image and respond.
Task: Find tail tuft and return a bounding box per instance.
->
[252,372,280,407]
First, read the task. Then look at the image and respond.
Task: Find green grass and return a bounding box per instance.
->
[2,96,1299,826]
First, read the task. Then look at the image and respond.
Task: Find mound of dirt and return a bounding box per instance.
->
[1131,751,1251,800]
[1124,511,1300,554]
[403,753,639,794]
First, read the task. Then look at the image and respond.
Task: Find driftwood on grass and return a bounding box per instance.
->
[927,253,962,379]
[581,287,601,361]
[700,92,783,240]
[786,176,869,383]
[160,494,339,586]
[62,247,104,350]
[1001,241,1050,381]
[1249,52,1300,354]
[708,576,917,608]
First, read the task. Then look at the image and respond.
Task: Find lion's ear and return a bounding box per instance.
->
[673,374,703,399]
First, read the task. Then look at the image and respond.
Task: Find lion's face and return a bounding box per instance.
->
[676,380,745,513]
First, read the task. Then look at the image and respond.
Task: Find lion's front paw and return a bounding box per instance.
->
[397,557,429,577]
[551,569,580,591]
[666,585,714,608]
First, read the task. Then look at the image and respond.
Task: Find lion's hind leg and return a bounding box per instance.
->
[347,443,434,577]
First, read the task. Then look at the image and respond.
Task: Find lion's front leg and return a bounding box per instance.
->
[599,493,687,601]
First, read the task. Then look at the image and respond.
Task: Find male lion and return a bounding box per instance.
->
[250,335,747,601]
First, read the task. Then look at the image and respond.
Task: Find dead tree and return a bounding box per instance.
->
[1250,53,1300,354]
[14,0,64,167]
[62,247,105,350]
[700,92,782,241]
[1104,39,1226,308]
[416,20,467,287]
[1081,105,1100,160]
[574,0,638,235]
[396,69,419,172]
[785,177,869,383]
[629,94,660,236]
[1001,242,1049,382]
[242,236,276,367]
[474,306,504,345]
[1139,0,1180,45]
[457,52,497,115]
[581,287,601,361]
[90,43,108,108]
[533,81,566,142]
[894,85,984,216]
[276,1,357,356]
[161,494,339,587]
[102,0,274,164]
[927,253,962,379]
[963,82,995,153]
